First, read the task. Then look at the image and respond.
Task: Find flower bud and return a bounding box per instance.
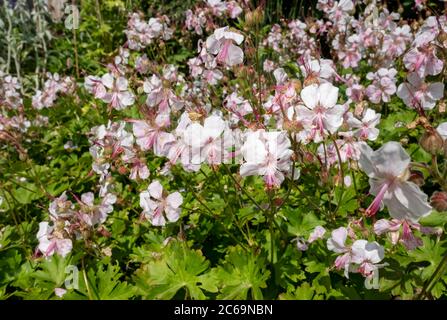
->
[420,128,444,155]
[408,169,424,186]
[439,100,446,113]
[430,191,447,212]
[252,7,264,26]
[437,30,447,48]
[117,166,128,175]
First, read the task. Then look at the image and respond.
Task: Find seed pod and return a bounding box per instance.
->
[420,128,444,155]
[430,191,447,212]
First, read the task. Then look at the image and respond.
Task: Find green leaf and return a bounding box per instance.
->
[419,211,447,227]
[286,209,324,237]
[86,263,135,300]
[134,241,215,300]
[212,246,270,300]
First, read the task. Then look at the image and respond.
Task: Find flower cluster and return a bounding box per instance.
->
[32,73,76,110]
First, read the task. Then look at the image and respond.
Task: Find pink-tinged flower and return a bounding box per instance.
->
[206,26,244,67]
[346,108,381,141]
[345,76,365,103]
[365,68,397,104]
[358,141,432,222]
[139,180,183,226]
[185,9,207,35]
[37,221,72,258]
[397,73,444,110]
[337,36,362,69]
[100,73,134,110]
[350,240,385,278]
[327,227,352,277]
[299,56,336,84]
[207,0,227,16]
[85,75,106,99]
[224,92,252,124]
[78,192,117,226]
[263,59,276,72]
[125,14,172,50]
[328,0,354,19]
[373,218,438,250]
[143,67,184,113]
[338,132,365,161]
[295,82,346,142]
[240,130,294,188]
[135,54,150,74]
[226,1,243,18]
[164,112,199,171]
[293,237,309,251]
[413,16,447,47]
[308,226,326,243]
[54,288,67,298]
[32,73,75,109]
[89,121,134,175]
[126,155,150,180]
[184,115,231,166]
[327,226,385,279]
[132,114,173,157]
[382,25,412,58]
[403,45,444,77]
[49,191,74,221]
[203,69,224,85]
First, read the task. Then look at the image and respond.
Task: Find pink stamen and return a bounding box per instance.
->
[217,40,231,64]
[365,182,389,217]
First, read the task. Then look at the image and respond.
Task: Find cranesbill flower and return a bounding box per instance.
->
[184,115,231,166]
[37,222,72,258]
[100,73,134,110]
[327,227,352,277]
[403,45,443,78]
[397,72,444,110]
[78,192,117,226]
[206,27,244,67]
[365,68,397,104]
[346,108,381,141]
[374,218,437,250]
[132,114,173,157]
[240,130,294,188]
[350,240,385,279]
[139,180,183,226]
[358,141,432,222]
[296,82,346,142]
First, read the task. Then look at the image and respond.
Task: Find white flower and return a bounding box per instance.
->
[140,181,183,226]
[327,227,352,278]
[397,72,444,110]
[100,73,134,110]
[358,141,432,222]
[437,122,447,140]
[184,115,231,165]
[350,240,385,278]
[79,192,117,226]
[37,222,72,258]
[296,82,346,142]
[206,27,244,67]
[346,108,381,141]
[308,226,326,243]
[240,130,294,188]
